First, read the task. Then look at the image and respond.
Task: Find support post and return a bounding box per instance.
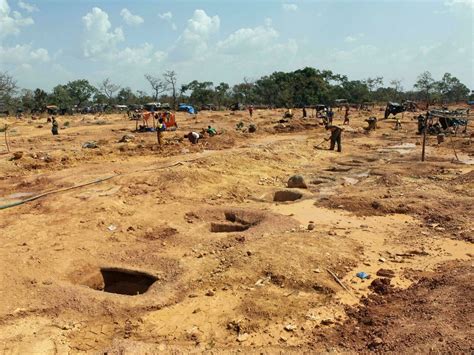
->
[421,112,428,162]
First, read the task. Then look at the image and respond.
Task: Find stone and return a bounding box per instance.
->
[82,141,98,149]
[12,151,23,160]
[284,324,297,331]
[287,175,307,189]
[237,333,249,342]
[119,134,135,143]
[308,223,315,230]
[205,290,215,296]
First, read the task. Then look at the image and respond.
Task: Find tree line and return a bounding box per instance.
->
[0,68,471,114]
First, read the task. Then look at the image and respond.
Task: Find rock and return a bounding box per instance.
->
[248,124,257,133]
[237,333,249,342]
[313,268,322,273]
[371,336,384,347]
[321,319,334,325]
[378,257,386,263]
[287,175,307,189]
[284,324,297,331]
[12,151,23,160]
[370,278,393,295]
[205,290,215,296]
[308,223,315,230]
[376,269,395,278]
[82,141,98,149]
[119,134,135,143]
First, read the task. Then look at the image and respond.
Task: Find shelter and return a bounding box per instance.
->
[178,104,196,114]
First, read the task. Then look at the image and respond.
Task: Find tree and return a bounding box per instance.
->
[20,89,35,112]
[116,87,138,105]
[414,71,435,104]
[65,80,97,107]
[364,77,384,94]
[163,70,178,109]
[0,72,17,112]
[389,79,403,93]
[214,82,230,109]
[144,74,168,102]
[51,85,73,110]
[0,72,17,99]
[33,88,48,112]
[436,73,470,103]
[99,78,120,102]
[182,80,214,107]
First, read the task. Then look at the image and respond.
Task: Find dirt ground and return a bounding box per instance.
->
[0,107,472,353]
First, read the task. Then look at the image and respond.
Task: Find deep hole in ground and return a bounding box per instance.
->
[273,190,303,202]
[101,268,157,295]
[210,211,257,233]
[76,267,158,296]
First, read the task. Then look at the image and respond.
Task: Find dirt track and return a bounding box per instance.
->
[0,108,472,352]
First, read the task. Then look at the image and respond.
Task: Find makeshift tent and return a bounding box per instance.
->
[161,112,178,128]
[178,104,196,114]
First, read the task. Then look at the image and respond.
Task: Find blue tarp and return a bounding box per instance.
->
[178,104,196,114]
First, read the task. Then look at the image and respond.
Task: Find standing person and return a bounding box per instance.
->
[51,117,59,135]
[327,107,334,125]
[248,105,254,118]
[157,118,166,146]
[325,125,342,152]
[343,105,350,125]
[302,106,307,118]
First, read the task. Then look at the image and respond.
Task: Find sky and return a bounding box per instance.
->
[1,0,473,93]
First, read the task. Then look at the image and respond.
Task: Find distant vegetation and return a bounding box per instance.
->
[0,68,471,113]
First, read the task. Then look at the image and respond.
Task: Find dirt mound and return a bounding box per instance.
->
[313,261,474,353]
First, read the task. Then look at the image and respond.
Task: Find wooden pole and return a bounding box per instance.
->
[4,125,10,153]
[421,113,428,162]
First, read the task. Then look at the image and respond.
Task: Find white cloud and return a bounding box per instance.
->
[185,9,220,38]
[120,8,143,26]
[0,44,49,64]
[115,43,153,65]
[0,0,34,38]
[419,43,440,55]
[171,9,220,60]
[81,6,164,70]
[331,44,378,61]
[344,33,364,43]
[444,0,474,8]
[158,11,172,21]
[217,26,279,54]
[18,0,37,13]
[82,7,124,58]
[282,3,298,11]
[212,21,299,77]
[158,11,177,30]
[345,36,357,43]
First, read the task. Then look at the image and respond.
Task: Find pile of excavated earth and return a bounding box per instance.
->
[0,107,472,353]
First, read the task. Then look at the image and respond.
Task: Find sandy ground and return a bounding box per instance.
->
[0,107,472,353]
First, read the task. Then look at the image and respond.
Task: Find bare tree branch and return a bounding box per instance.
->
[145,74,168,102]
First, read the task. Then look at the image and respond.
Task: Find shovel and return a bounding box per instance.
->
[313,138,328,149]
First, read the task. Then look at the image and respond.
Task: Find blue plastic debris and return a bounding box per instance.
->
[356,272,370,279]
